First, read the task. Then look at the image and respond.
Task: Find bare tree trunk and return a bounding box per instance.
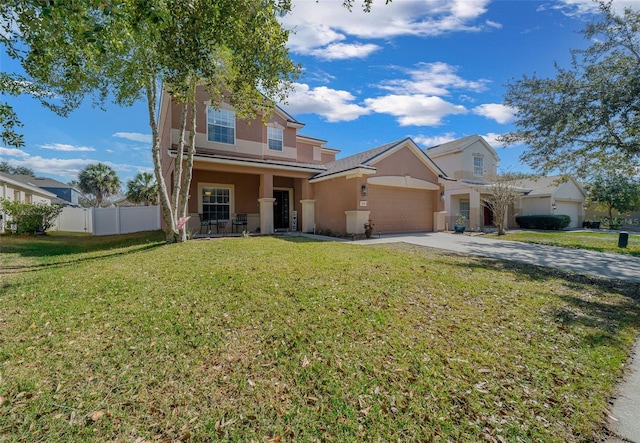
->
[177,79,198,243]
[173,101,188,218]
[146,78,177,243]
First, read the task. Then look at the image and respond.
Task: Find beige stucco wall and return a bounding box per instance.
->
[370,145,440,183]
[430,140,498,180]
[166,87,326,166]
[314,176,360,234]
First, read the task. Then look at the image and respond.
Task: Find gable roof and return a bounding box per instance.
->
[512,175,588,198]
[10,175,79,191]
[0,172,58,198]
[311,137,448,182]
[425,134,500,161]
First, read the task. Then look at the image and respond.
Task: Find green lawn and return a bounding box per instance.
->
[1,232,639,442]
[488,230,640,256]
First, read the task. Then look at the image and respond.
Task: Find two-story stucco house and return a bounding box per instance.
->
[425,135,500,230]
[158,87,448,236]
[425,135,587,230]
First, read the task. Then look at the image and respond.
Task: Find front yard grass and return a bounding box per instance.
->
[488,230,640,256]
[1,233,639,442]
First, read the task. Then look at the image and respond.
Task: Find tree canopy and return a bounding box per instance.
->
[77,163,121,208]
[126,172,158,206]
[2,0,301,242]
[500,2,640,178]
[587,172,640,219]
[0,161,35,176]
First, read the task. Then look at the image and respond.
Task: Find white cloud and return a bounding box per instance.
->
[414,133,458,148]
[39,143,96,152]
[378,62,489,96]
[0,147,30,158]
[283,0,491,58]
[553,0,639,15]
[311,42,381,60]
[480,132,508,148]
[486,20,502,29]
[113,132,153,144]
[472,103,517,124]
[281,83,370,122]
[364,94,467,126]
[5,153,142,180]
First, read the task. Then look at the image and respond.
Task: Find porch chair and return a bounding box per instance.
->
[232,213,248,233]
[198,213,210,234]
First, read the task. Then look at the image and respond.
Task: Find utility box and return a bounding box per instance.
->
[618,231,629,248]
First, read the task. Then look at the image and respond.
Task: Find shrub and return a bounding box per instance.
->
[0,199,63,235]
[515,214,571,230]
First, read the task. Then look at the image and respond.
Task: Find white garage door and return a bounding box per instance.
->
[367,187,434,233]
[555,201,581,228]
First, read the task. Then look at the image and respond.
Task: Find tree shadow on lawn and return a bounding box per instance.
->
[0,242,165,275]
[448,255,640,349]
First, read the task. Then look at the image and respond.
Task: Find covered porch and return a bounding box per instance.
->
[183,158,321,236]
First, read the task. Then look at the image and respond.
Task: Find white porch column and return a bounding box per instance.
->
[470,190,482,231]
[300,199,316,233]
[258,198,275,235]
[345,210,370,234]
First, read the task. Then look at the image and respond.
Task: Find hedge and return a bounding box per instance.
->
[515,214,571,230]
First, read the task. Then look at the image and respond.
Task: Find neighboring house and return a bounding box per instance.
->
[425,135,500,230]
[158,87,448,235]
[511,176,587,229]
[425,135,587,230]
[0,171,57,233]
[8,175,81,206]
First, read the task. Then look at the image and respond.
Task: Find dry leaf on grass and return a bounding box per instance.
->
[89,410,105,422]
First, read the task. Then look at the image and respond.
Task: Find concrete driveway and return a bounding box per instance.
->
[349,232,640,283]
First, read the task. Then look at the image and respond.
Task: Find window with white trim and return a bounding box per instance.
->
[267,127,283,151]
[459,200,470,221]
[202,187,231,220]
[473,156,484,177]
[207,107,235,144]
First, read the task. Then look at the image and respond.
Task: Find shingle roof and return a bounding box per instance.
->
[424,134,481,157]
[313,139,405,179]
[172,148,327,172]
[511,175,571,196]
[9,175,76,190]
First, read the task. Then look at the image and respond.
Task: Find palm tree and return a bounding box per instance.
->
[126,172,158,206]
[77,163,121,207]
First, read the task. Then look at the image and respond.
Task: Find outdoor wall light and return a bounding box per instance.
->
[440,191,445,201]
[552,202,557,210]
[361,184,368,196]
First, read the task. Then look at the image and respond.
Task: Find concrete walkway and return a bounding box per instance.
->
[342,231,640,441]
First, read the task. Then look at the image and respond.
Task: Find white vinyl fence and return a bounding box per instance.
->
[54,205,161,235]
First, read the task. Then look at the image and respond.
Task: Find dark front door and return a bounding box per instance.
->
[483,204,494,226]
[273,190,289,230]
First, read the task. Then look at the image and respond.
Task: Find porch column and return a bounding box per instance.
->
[259,173,274,235]
[300,199,316,233]
[470,190,482,231]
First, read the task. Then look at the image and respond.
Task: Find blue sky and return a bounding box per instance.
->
[1,0,637,184]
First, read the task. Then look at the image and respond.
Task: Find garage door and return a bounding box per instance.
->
[555,201,581,228]
[367,187,434,233]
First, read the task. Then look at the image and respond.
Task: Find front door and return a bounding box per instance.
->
[483,204,494,226]
[273,189,290,230]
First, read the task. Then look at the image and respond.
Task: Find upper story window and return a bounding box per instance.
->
[267,127,283,151]
[473,156,484,177]
[207,107,235,145]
